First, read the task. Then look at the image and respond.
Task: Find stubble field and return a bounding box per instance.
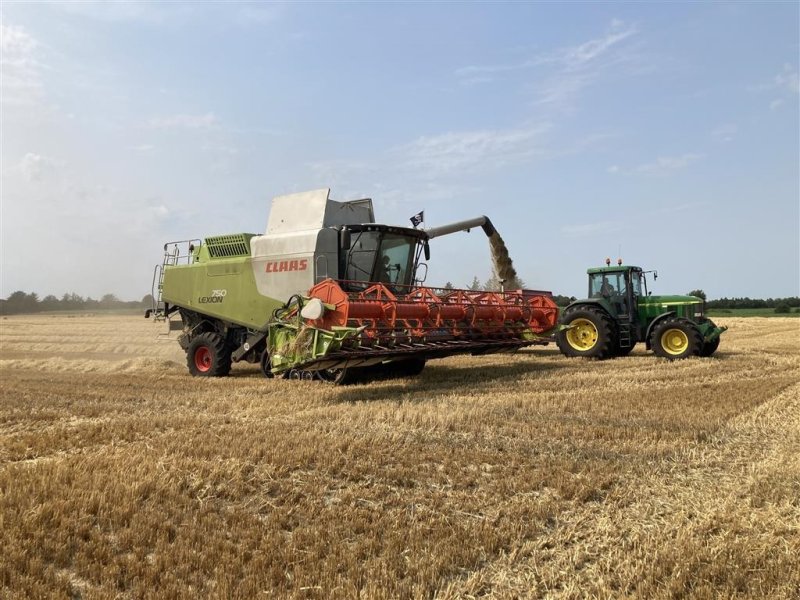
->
[0,314,798,599]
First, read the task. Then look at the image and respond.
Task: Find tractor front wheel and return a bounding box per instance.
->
[700,337,720,357]
[651,318,702,360]
[187,332,232,377]
[556,306,615,359]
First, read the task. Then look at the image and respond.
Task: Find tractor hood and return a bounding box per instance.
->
[640,294,705,320]
[641,294,703,307]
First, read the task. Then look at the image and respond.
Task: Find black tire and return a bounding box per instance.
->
[700,337,720,357]
[187,332,232,377]
[651,318,702,360]
[317,368,355,385]
[556,306,615,359]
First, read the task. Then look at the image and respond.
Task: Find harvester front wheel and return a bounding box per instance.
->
[556,307,615,359]
[187,332,232,377]
[651,318,702,360]
[317,368,354,385]
[259,349,274,378]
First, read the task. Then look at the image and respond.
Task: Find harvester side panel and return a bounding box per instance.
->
[161,257,284,330]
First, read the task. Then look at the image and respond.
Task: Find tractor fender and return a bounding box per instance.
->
[644,311,676,350]
[561,299,613,318]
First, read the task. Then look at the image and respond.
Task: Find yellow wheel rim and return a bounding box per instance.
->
[661,328,689,356]
[566,318,598,351]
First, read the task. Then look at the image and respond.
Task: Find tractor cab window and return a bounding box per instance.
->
[590,272,626,298]
[629,271,642,296]
[342,230,417,290]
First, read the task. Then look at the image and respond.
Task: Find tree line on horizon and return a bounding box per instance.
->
[2,287,799,316]
[1,291,154,316]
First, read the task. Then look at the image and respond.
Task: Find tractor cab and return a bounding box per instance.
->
[587,262,647,321]
[338,224,429,292]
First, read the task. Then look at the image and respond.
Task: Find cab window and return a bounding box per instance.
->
[630,271,642,296]
[376,234,415,285]
[590,272,625,297]
[341,230,418,289]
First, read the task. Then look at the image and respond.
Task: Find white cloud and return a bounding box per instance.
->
[233,5,283,26]
[19,153,62,182]
[534,21,639,107]
[0,23,45,106]
[749,64,799,109]
[131,144,155,152]
[607,153,704,176]
[774,64,799,95]
[455,19,640,109]
[560,21,637,70]
[148,113,218,129]
[711,123,737,143]
[52,1,183,24]
[770,99,785,111]
[147,204,170,220]
[635,153,704,175]
[393,124,551,175]
[457,21,636,80]
[0,22,37,55]
[455,57,550,81]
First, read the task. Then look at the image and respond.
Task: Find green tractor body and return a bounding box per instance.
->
[556,264,726,360]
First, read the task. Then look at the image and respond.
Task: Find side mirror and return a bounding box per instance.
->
[415,262,428,284]
[653,271,658,280]
[339,228,351,250]
[423,241,430,261]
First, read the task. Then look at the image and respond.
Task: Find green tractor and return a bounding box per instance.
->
[556,260,726,360]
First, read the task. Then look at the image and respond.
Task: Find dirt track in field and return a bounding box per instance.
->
[1,315,798,598]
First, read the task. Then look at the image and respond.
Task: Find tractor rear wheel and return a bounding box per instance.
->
[651,318,702,360]
[187,332,232,377]
[700,337,720,357]
[556,306,615,359]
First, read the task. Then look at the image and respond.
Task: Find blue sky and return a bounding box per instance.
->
[2,2,798,300]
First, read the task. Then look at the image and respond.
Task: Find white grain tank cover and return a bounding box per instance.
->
[250,189,375,301]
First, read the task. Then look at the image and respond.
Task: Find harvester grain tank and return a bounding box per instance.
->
[148,189,559,382]
[556,259,726,359]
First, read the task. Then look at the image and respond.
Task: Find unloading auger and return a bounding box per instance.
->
[146,189,558,383]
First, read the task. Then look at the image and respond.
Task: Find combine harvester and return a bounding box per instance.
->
[147,189,559,383]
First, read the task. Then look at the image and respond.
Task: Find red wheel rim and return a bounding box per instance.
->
[194,346,212,372]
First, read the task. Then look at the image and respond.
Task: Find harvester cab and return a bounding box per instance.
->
[556,259,726,360]
[337,224,429,291]
[147,189,559,383]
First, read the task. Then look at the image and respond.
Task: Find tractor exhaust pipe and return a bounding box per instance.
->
[423,216,495,240]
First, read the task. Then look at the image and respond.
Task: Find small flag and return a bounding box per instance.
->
[410,211,424,228]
